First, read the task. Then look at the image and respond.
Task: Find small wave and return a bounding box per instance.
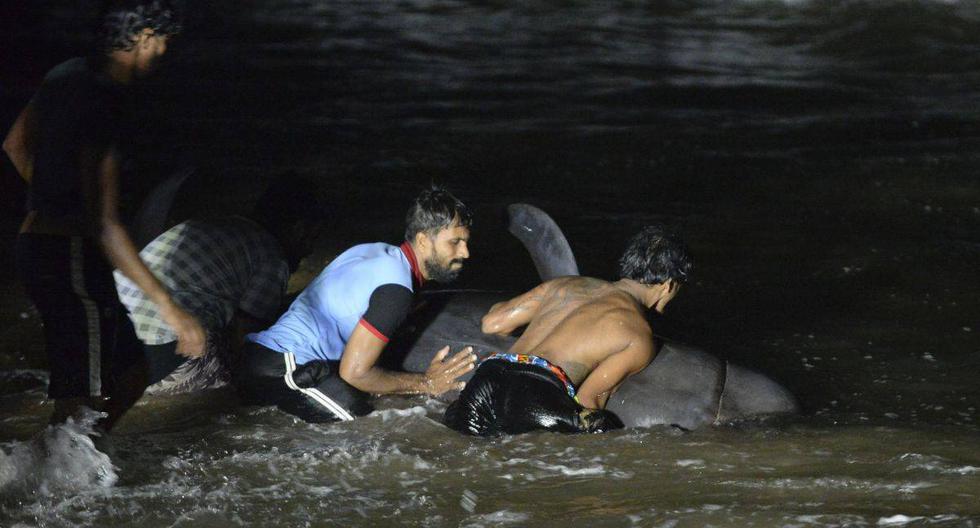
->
[0,408,117,497]
[896,453,980,475]
[879,514,925,526]
[0,369,48,395]
[461,510,531,528]
[373,405,430,422]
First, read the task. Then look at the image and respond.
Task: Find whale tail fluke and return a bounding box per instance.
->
[506,203,580,282]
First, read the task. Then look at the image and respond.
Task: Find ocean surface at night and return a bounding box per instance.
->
[1,0,979,526]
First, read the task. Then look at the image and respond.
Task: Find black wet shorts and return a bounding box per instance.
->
[444,358,624,436]
[233,341,372,422]
[15,234,144,400]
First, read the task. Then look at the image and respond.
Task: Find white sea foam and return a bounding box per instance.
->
[897,453,979,475]
[793,514,869,526]
[461,510,530,527]
[878,514,924,525]
[373,405,429,422]
[539,463,605,476]
[0,408,117,497]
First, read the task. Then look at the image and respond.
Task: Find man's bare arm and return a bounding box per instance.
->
[481,281,552,335]
[3,99,37,183]
[338,323,475,395]
[91,148,206,359]
[575,330,655,410]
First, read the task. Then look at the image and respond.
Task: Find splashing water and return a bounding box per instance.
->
[0,408,118,498]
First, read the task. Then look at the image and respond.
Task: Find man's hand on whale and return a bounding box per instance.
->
[424,345,476,395]
[338,320,476,397]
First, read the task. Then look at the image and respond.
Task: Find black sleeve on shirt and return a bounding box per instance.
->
[360,283,414,341]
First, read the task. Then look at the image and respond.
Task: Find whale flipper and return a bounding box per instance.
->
[131,167,194,249]
[507,204,579,281]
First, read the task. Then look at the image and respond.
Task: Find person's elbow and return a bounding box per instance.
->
[481,313,506,335]
[95,215,121,238]
[338,361,370,391]
[338,361,358,384]
[1,134,13,157]
[480,314,496,334]
[2,132,24,164]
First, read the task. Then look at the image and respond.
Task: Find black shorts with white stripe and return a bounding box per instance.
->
[234,341,373,422]
[15,234,144,400]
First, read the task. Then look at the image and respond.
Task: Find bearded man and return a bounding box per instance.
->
[234,186,476,422]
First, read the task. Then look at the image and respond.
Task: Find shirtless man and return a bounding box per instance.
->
[444,224,692,436]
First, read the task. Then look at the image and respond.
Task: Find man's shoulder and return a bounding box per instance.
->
[147,216,282,262]
[43,57,91,82]
[545,275,610,291]
[590,296,651,337]
[322,242,411,288]
[338,242,406,270]
[35,58,98,103]
[185,215,271,238]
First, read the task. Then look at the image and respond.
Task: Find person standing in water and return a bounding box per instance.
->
[235,186,477,422]
[3,0,205,431]
[445,225,693,436]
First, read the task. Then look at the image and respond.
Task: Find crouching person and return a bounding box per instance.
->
[114,175,321,394]
[234,186,477,422]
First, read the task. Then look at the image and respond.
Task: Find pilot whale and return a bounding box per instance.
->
[134,175,799,429]
[386,204,800,430]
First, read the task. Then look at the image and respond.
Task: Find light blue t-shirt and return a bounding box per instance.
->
[247,242,416,364]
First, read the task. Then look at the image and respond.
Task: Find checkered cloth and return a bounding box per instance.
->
[115,216,289,344]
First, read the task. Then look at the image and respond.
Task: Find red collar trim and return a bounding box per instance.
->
[399,241,425,289]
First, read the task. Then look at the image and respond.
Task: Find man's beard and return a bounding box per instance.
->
[424,257,463,284]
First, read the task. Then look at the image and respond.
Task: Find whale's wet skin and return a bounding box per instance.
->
[2,0,980,526]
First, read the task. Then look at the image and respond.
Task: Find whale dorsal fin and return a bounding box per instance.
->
[131,167,194,249]
[507,203,580,281]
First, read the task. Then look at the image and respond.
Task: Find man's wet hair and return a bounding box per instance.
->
[250,172,323,232]
[99,0,182,51]
[404,186,472,241]
[618,224,693,285]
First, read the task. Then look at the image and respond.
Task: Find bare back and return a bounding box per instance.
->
[483,276,656,408]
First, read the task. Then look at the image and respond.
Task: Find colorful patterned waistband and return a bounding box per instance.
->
[483,352,577,400]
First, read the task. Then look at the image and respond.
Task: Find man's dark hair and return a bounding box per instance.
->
[618,224,693,285]
[99,0,182,51]
[404,186,472,241]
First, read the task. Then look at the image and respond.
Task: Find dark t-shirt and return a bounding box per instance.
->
[30,57,131,219]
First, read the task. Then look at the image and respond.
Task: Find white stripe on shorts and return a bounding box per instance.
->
[69,237,102,397]
[282,352,354,421]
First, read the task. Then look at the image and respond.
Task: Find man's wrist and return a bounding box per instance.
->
[421,375,435,396]
[157,298,184,324]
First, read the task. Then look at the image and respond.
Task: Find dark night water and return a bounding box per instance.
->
[2,0,979,526]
